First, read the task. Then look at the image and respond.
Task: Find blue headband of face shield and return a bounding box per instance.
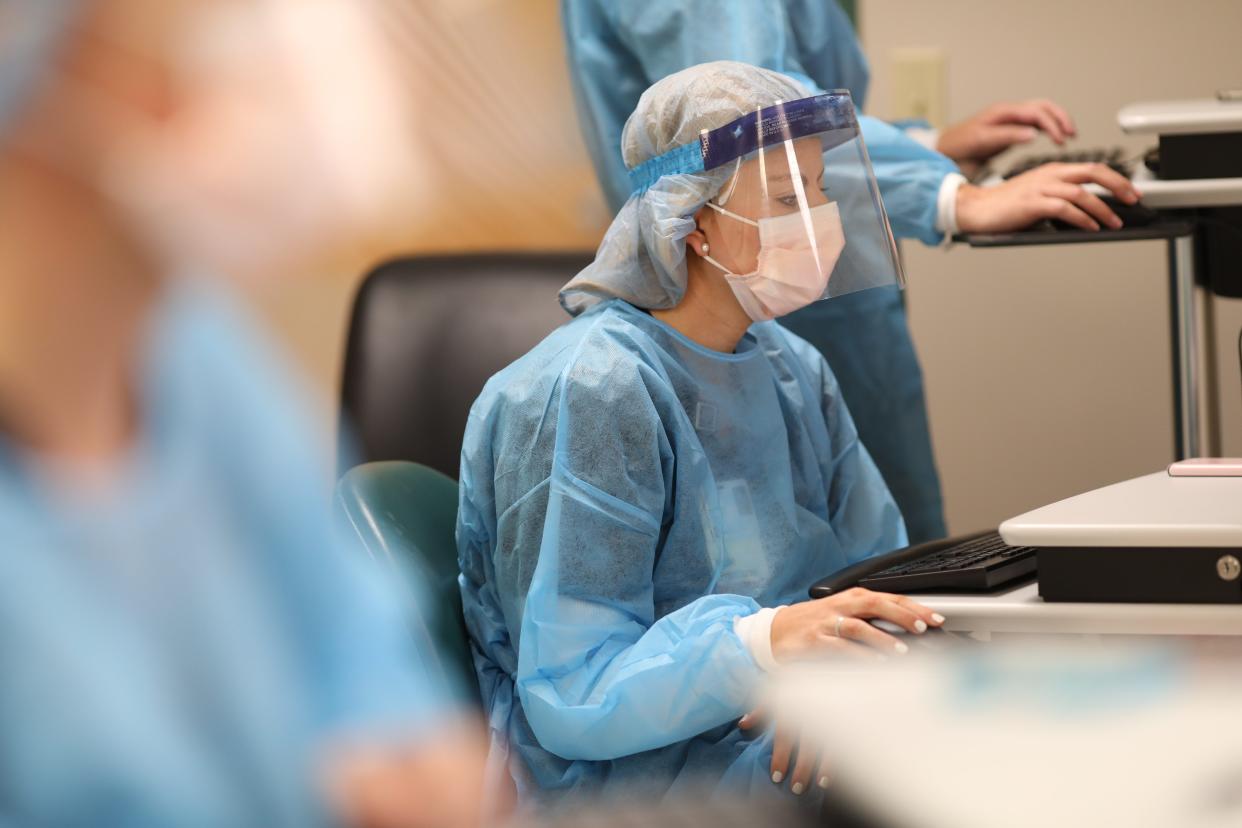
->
[626,92,860,196]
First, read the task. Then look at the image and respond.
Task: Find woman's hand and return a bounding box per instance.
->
[769,587,944,663]
[936,99,1077,177]
[743,589,945,795]
[955,162,1141,234]
[740,709,831,795]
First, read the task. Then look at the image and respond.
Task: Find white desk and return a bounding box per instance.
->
[1125,166,1242,208]
[771,653,1242,828]
[919,580,1242,637]
[1078,167,1242,208]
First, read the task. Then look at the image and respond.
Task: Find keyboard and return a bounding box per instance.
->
[1001,147,1131,180]
[809,530,1037,598]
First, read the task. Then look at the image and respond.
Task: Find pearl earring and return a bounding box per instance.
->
[701,243,710,254]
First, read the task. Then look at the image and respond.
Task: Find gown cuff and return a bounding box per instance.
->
[934,172,968,240]
[733,606,785,672]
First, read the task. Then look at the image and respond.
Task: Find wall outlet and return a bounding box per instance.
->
[889,48,947,127]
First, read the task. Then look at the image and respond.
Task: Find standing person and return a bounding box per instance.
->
[561,0,1140,542]
[0,1,485,826]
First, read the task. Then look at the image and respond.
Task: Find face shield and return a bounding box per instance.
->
[626,92,903,322]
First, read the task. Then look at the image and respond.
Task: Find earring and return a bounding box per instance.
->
[701,243,710,254]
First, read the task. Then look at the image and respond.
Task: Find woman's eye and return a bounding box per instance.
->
[777,195,800,207]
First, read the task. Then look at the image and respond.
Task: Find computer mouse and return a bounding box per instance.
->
[1144,145,1160,176]
[1101,195,1161,227]
[1044,196,1160,231]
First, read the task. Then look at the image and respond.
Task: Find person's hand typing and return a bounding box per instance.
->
[937,99,1077,176]
[956,162,1142,234]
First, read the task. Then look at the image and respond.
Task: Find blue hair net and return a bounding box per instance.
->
[0,0,79,132]
[560,61,810,316]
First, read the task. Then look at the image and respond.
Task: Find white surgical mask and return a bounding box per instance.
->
[701,200,845,322]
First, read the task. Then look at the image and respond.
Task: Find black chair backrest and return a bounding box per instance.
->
[340,252,594,477]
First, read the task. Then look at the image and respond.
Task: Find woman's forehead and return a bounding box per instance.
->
[736,137,825,183]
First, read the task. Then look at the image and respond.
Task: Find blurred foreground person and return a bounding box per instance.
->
[0,1,485,826]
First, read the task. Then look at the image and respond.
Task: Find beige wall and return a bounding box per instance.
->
[256,0,1242,531]
[860,0,1242,531]
[247,0,608,429]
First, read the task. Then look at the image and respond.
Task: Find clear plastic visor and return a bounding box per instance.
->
[646,93,905,306]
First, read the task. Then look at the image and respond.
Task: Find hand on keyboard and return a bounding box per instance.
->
[956,162,1142,233]
[937,99,1077,176]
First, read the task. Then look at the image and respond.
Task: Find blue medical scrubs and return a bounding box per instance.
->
[0,284,453,827]
[458,300,906,803]
[560,0,953,541]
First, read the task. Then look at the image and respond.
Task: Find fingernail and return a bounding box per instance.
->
[772,771,783,784]
[931,613,946,625]
[818,776,831,789]
[792,782,805,796]
[914,620,928,633]
[894,641,909,655]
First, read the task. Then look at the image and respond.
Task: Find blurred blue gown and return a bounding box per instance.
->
[0,284,453,828]
[560,0,954,541]
[458,300,906,803]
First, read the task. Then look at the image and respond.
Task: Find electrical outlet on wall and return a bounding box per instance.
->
[889,47,947,127]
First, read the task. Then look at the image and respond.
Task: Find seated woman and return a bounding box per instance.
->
[457,60,943,805]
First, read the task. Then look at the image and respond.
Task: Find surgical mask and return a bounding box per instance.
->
[701,200,845,322]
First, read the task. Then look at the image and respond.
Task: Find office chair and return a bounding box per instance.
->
[339,251,593,477]
[335,460,480,701]
[337,252,593,704]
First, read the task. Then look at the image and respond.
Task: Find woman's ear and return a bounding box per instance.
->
[686,206,713,259]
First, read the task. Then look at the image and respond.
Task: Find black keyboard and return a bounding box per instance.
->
[1002,147,1131,180]
[809,530,1037,598]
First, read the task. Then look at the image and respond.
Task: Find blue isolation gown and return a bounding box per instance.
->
[0,284,453,828]
[560,0,953,541]
[458,300,906,803]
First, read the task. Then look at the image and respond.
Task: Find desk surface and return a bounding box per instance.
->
[919,580,1242,636]
[771,654,1242,828]
[1128,165,1242,208]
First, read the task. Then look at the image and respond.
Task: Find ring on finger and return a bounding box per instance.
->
[833,615,846,638]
